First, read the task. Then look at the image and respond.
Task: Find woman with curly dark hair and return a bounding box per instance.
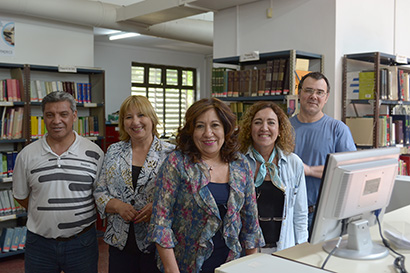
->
[148,98,264,273]
[239,101,308,254]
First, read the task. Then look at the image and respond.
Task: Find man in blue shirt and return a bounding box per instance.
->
[289,72,356,231]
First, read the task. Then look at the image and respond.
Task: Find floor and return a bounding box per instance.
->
[0,237,109,273]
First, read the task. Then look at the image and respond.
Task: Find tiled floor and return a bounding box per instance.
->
[0,237,109,273]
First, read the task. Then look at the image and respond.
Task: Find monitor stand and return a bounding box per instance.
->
[322,219,388,260]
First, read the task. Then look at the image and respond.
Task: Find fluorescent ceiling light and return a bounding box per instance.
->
[109,32,140,40]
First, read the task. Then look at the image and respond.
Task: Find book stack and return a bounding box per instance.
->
[0,226,27,253]
[0,79,22,102]
[30,80,91,103]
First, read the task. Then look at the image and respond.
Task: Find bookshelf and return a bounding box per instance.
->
[213,49,323,116]
[0,62,106,258]
[342,52,410,150]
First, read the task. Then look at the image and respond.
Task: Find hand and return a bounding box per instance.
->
[134,202,153,223]
[110,199,138,222]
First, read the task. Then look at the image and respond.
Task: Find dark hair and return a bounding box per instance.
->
[118,95,160,141]
[298,71,330,93]
[42,91,77,113]
[176,98,239,163]
[238,101,294,155]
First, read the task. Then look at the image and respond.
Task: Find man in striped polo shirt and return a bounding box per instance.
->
[13,91,104,273]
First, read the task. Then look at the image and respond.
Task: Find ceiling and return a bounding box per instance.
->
[92,0,261,55]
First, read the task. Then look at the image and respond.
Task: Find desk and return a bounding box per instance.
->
[275,205,410,272]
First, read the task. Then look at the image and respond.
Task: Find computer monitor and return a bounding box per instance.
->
[309,147,400,260]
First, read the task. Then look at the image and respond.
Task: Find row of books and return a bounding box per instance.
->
[212,58,311,98]
[347,68,410,101]
[345,114,410,147]
[0,107,24,140]
[0,152,17,178]
[30,80,92,103]
[74,116,100,137]
[30,115,100,139]
[0,226,27,253]
[0,79,22,102]
[0,190,25,215]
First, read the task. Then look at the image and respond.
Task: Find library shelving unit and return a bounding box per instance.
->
[342,52,410,148]
[213,49,323,116]
[0,62,106,259]
[24,64,106,147]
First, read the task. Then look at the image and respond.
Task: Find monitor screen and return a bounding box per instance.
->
[309,147,399,260]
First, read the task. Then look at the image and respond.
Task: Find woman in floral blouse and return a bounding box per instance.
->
[148,98,264,273]
[94,96,174,273]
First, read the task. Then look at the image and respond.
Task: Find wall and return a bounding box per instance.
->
[214,0,410,119]
[0,13,93,67]
[94,42,209,117]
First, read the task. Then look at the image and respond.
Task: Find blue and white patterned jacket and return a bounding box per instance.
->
[94,136,174,251]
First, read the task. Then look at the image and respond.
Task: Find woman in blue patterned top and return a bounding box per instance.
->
[239,101,308,254]
[148,98,264,273]
[94,96,175,273]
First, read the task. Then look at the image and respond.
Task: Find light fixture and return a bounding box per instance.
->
[109,32,140,41]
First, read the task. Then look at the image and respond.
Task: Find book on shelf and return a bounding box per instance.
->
[239,70,251,97]
[1,228,14,253]
[227,70,235,97]
[18,226,27,250]
[232,70,240,97]
[10,227,22,251]
[387,66,398,100]
[265,60,273,96]
[257,68,266,96]
[271,59,280,95]
[358,71,375,100]
[6,79,21,102]
[275,59,287,95]
[250,69,258,97]
[295,58,310,71]
[282,60,290,95]
[346,71,360,100]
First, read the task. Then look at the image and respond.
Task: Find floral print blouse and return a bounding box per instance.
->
[147,150,265,273]
[94,136,175,252]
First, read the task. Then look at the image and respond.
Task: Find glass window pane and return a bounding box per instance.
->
[131,86,146,97]
[182,70,193,86]
[131,66,144,83]
[149,68,162,85]
[166,69,178,86]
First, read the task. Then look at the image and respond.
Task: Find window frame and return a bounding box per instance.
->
[131,62,197,137]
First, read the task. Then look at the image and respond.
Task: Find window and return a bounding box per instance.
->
[131,63,196,138]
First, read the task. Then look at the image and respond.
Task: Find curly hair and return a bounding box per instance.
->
[238,101,294,155]
[176,98,239,163]
[118,95,160,141]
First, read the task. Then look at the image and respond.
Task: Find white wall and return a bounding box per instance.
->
[0,13,93,67]
[94,42,209,117]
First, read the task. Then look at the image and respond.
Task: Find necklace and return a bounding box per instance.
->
[205,161,226,172]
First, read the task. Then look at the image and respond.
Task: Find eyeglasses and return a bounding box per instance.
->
[302,88,328,98]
